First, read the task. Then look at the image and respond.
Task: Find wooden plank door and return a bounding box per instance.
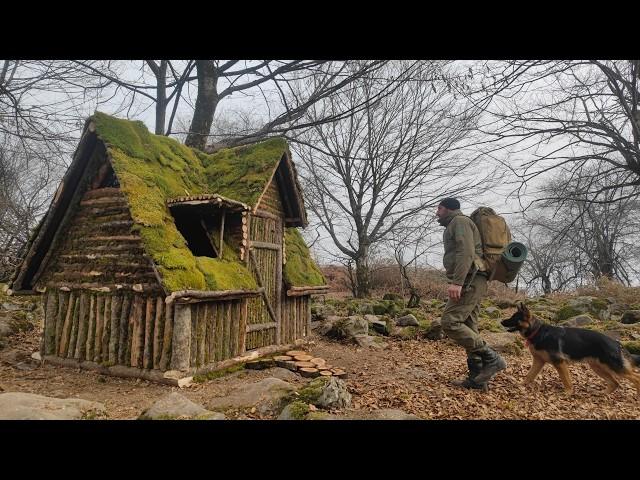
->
[246,211,282,349]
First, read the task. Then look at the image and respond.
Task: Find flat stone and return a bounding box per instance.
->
[365,408,421,420]
[561,315,594,327]
[364,314,380,323]
[395,314,419,327]
[269,367,299,382]
[354,334,387,350]
[1,303,22,312]
[621,311,640,324]
[207,377,296,415]
[139,392,224,420]
[0,392,106,420]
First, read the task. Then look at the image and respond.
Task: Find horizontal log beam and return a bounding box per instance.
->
[166,288,263,304]
[286,286,330,297]
[246,321,277,332]
[252,209,280,221]
[249,241,281,250]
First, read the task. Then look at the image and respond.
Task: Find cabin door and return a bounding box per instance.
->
[245,212,283,349]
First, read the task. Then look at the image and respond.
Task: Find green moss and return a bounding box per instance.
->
[92,112,282,292]
[555,305,582,322]
[478,317,504,333]
[283,401,311,420]
[294,377,330,405]
[623,341,640,355]
[590,298,610,312]
[192,363,247,383]
[283,228,326,288]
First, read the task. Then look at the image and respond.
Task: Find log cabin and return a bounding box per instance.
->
[8,112,328,385]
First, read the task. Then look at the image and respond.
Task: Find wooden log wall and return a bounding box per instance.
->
[280,295,310,345]
[42,289,172,370]
[38,187,162,293]
[190,299,247,368]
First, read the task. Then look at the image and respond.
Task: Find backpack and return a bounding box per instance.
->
[469,207,513,282]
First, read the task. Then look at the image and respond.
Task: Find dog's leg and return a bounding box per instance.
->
[588,361,620,395]
[523,356,545,386]
[553,362,573,395]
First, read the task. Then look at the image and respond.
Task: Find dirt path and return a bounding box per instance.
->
[1,327,639,419]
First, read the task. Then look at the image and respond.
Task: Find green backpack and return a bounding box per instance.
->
[469,207,512,282]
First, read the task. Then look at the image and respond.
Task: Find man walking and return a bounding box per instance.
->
[429,197,506,390]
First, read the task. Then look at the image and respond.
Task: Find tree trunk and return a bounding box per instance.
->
[185,60,219,151]
[155,61,167,135]
[542,276,551,295]
[355,246,370,298]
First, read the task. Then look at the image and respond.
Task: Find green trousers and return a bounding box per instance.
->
[438,275,488,353]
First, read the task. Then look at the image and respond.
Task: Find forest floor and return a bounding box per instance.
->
[2,322,639,420]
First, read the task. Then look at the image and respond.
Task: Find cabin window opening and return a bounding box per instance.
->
[171,208,218,258]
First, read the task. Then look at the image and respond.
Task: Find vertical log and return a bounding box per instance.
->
[55,291,69,356]
[100,296,111,363]
[239,300,247,354]
[306,296,311,337]
[190,305,198,367]
[224,301,232,359]
[143,297,155,370]
[207,303,216,363]
[130,296,145,368]
[109,295,122,364]
[94,296,104,362]
[85,295,96,360]
[170,303,191,371]
[215,301,224,362]
[68,295,81,358]
[229,301,238,357]
[159,301,174,371]
[152,297,164,369]
[204,303,212,364]
[74,292,89,360]
[117,295,132,365]
[196,303,206,367]
[59,291,74,358]
[43,291,58,356]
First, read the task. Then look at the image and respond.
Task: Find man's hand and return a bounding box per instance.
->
[447,284,462,301]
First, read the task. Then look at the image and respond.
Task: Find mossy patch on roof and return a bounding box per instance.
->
[283,228,326,288]
[92,112,265,292]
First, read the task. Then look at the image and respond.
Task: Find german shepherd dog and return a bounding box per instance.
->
[501,303,640,395]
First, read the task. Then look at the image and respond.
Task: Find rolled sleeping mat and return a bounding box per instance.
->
[500,242,527,282]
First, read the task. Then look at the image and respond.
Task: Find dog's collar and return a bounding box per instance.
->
[525,325,541,345]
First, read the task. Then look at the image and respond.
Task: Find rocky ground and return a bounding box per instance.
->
[1,285,640,420]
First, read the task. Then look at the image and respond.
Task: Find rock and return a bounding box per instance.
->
[565,296,611,321]
[610,302,630,315]
[31,352,42,362]
[560,314,594,327]
[316,377,352,409]
[366,409,420,420]
[483,307,502,319]
[364,314,380,323]
[621,311,640,324]
[0,319,12,338]
[0,349,29,366]
[482,332,523,355]
[269,367,300,382]
[1,303,21,312]
[311,304,336,321]
[306,411,342,420]
[369,319,389,336]
[0,392,106,420]
[496,299,517,309]
[207,378,296,415]
[353,334,387,350]
[395,314,419,327]
[383,293,402,301]
[278,401,310,420]
[139,392,225,420]
[323,316,368,340]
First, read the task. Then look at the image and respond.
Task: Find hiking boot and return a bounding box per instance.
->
[473,346,507,384]
[451,377,488,392]
[451,353,487,391]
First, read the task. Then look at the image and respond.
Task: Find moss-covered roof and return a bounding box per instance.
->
[93,112,290,292]
[91,112,324,293]
[283,228,326,288]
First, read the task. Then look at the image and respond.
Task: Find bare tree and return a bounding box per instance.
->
[474,60,640,205]
[294,61,497,297]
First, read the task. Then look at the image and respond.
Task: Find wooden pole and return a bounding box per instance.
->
[109,295,122,364]
[55,291,69,356]
[152,297,164,369]
[85,294,96,360]
[143,297,155,370]
[170,303,192,371]
[219,209,225,259]
[159,301,174,371]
